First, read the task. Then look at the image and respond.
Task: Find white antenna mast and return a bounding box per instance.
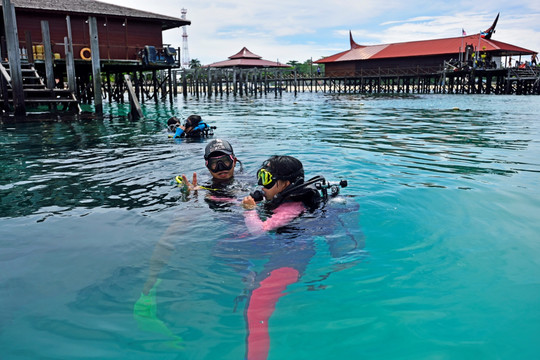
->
[181,8,191,69]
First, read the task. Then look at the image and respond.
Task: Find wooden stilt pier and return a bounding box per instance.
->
[173,66,540,97]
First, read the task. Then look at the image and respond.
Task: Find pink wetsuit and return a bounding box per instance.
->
[242,201,305,359]
[243,201,305,236]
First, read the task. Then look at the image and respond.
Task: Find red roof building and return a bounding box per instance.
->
[316,26,536,77]
[205,47,291,68]
[1,0,190,62]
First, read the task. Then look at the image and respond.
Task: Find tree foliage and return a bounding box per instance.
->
[286,59,324,74]
[189,59,201,69]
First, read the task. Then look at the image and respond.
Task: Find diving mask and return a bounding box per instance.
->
[206,154,234,172]
[257,168,276,189]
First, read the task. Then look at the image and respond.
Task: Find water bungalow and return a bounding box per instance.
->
[313,14,539,95]
[315,30,535,77]
[1,0,190,116]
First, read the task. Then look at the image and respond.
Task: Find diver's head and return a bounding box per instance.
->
[204,139,237,181]
[185,115,201,128]
[167,116,180,131]
[184,115,202,133]
[257,155,304,200]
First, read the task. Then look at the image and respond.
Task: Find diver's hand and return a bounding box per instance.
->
[242,195,257,210]
[181,172,198,191]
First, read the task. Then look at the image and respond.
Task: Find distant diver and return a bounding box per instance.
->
[167,114,215,138]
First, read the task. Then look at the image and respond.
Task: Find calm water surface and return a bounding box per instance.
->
[1,93,539,359]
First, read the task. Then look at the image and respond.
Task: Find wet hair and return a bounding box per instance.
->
[185,115,202,128]
[263,155,304,184]
[167,116,180,130]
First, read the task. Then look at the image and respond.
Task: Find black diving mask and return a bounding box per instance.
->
[206,154,234,172]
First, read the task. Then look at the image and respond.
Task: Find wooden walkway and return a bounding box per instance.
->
[173,66,540,97]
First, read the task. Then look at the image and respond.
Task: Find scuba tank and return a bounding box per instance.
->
[250,176,347,210]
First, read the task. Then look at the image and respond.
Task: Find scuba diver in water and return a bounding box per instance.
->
[236,155,352,360]
[145,139,245,290]
[241,155,316,233]
[178,139,244,195]
[167,114,215,138]
[133,139,247,347]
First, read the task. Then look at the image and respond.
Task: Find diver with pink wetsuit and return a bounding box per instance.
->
[240,155,327,360]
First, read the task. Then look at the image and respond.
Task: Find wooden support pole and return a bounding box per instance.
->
[132,71,139,100]
[106,71,111,102]
[294,68,297,96]
[65,16,77,94]
[88,16,103,114]
[2,0,25,115]
[152,70,158,101]
[182,69,187,97]
[219,70,223,96]
[139,71,145,103]
[24,31,33,64]
[40,21,55,90]
[233,69,237,96]
[207,67,212,97]
[245,70,249,95]
[64,38,76,92]
[173,70,178,96]
[168,68,173,102]
[124,74,143,120]
[239,70,243,96]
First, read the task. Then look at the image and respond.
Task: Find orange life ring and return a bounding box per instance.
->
[80,47,91,60]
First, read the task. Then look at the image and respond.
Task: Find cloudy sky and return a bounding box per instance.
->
[100,0,540,65]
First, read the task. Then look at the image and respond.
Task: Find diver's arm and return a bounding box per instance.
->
[243,202,304,235]
[173,126,185,138]
[143,231,176,294]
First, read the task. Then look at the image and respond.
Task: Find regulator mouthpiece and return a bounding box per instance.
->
[250,190,264,202]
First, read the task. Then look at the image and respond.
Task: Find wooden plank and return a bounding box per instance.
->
[124,74,143,119]
[0,65,8,110]
[88,16,103,114]
[0,62,11,83]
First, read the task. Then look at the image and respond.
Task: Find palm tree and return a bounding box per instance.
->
[189,59,201,69]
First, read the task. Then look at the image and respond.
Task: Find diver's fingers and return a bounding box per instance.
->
[181,174,191,187]
[192,172,198,186]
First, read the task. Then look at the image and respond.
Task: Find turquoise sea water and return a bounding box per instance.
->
[1,93,539,359]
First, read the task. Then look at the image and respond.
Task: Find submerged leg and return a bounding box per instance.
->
[245,267,299,360]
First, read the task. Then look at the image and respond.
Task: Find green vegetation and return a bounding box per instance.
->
[286,59,324,75]
[189,59,202,69]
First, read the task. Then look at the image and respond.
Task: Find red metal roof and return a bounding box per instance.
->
[228,47,262,59]
[205,47,291,68]
[316,33,536,63]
